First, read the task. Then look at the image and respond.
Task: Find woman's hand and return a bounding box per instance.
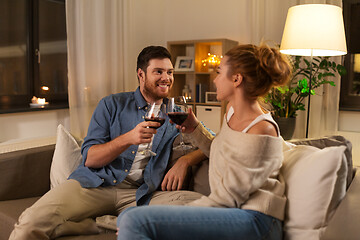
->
[171,108,199,134]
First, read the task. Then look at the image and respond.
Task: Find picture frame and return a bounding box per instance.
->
[174,56,194,71]
[205,92,219,103]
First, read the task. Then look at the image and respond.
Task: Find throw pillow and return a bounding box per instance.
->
[281,145,348,240]
[50,124,83,189]
[290,135,353,188]
[191,159,210,196]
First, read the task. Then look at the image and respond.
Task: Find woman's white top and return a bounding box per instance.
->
[226,106,280,136]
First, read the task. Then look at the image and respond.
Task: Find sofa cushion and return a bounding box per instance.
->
[0,145,54,201]
[281,144,348,240]
[0,197,39,240]
[190,159,210,196]
[50,125,83,189]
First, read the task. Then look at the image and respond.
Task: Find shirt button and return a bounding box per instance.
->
[142,116,144,119]
[138,107,141,109]
[101,178,104,182]
[131,151,135,154]
[125,169,128,172]
[113,180,117,183]
[145,107,148,110]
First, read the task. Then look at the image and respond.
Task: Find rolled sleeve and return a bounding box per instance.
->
[81,98,112,164]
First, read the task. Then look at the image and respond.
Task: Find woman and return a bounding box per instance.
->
[116,43,291,240]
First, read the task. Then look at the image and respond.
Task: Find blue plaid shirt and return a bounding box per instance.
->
[69,87,179,205]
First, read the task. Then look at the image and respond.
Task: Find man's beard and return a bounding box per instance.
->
[143,78,171,101]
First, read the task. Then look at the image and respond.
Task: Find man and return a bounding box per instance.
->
[10,46,205,240]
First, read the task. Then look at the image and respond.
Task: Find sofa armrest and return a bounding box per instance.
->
[321,168,360,240]
[0,144,55,201]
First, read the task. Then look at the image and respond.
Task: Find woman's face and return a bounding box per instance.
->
[213,56,234,101]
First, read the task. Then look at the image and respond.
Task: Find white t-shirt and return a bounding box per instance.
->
[127,104,161,183]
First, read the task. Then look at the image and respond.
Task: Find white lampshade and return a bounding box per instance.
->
[280,4,347,56]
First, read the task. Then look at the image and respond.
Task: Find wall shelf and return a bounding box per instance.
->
[168,38,238,129]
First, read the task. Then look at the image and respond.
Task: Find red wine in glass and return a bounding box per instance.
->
[167,96,192,151]
[167,112,189,125]
[144,117,165,129]
[139,103,166,156]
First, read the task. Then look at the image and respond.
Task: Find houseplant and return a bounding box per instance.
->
[264,55,346,139]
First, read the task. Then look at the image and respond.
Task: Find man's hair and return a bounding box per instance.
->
[136,46,171,73]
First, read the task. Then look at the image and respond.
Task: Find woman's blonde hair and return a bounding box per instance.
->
[225,43,291,99]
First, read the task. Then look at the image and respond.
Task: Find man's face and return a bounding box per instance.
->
[138,58,174,103]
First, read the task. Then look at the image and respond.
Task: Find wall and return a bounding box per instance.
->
[339,111,360,132]
[339,111,360,166]
[0,109,70,143]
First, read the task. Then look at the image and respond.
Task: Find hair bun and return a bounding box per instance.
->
[257,44,291,87]
[224,43,291,98]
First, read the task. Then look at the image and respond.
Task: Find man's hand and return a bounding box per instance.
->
[126,121,160,145]
[85,121,159,168]
[161,149,208,191]
[161,156,190,191]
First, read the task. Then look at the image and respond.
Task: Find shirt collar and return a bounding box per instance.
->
[134,87,148,110]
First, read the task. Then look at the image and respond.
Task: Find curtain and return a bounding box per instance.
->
[66,0,129,139]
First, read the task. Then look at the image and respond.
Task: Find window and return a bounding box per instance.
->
[340,0,360,110]
[0,0,68,113]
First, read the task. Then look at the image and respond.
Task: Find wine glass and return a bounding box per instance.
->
[167,96,192,151]
[139,103,166,156]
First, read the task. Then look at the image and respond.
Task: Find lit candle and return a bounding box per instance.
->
[37,98,46,104]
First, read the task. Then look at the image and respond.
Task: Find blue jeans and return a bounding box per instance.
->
[117,206,283,240]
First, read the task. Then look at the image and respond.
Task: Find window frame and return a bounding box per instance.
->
[340,0,360,111]
[0,0,68,113]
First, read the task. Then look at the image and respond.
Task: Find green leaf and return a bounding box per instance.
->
[273,102,282,108]
[298,103,305,111]
[304,59,310,67]
[319,59,328,68]
[322,72,335,77]
[299,78,308,88]
[337,65,347,75]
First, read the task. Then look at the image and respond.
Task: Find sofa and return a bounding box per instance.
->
[0,132,359,240]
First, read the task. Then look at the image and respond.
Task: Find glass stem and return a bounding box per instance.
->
[179,131,186,155]
[146,134,153,150]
